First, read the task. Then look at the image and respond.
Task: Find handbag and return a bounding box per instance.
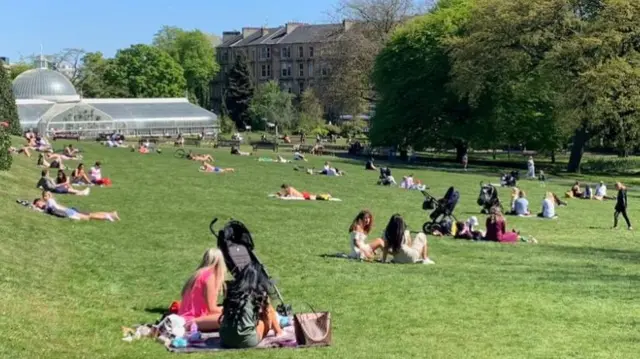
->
[293,305,331,346]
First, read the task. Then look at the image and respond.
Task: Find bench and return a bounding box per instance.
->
[182,138,202,147]
[251,141,278,152]
[138,137,160,145]
[214,139,241,148]
[52,132,80,141]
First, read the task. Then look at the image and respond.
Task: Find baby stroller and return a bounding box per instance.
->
[421,187,459,234]
[478,182,502,214]
[210,218,292,316]
[377,167,395,186]
[500,170,519,187]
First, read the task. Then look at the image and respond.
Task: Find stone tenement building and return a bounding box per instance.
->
[211,21,353,113]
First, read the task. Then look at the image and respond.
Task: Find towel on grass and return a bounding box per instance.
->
[268,194,342,201]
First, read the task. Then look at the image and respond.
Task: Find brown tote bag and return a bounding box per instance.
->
[293,307,332,347]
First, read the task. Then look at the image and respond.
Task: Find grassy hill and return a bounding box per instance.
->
[2,140,640,358]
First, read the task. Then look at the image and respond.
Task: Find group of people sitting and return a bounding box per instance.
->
[567,181,614,200]
[35,161,110,196]
[507,188,565,219]
[451,210,536,243]
[176,248,285,348]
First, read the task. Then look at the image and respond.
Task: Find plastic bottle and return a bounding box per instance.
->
[188,322,201,342]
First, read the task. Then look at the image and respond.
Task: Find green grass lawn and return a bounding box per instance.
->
[2,140,640,359]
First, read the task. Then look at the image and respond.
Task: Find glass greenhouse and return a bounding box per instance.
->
[13,68,219,137]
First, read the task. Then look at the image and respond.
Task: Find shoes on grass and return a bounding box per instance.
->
[420,258,436,265]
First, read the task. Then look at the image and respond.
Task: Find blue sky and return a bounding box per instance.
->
[1,0,336,62]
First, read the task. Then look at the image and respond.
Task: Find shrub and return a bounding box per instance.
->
[581,157,640,174]
[0,130,12,170]
[219,115,236,134]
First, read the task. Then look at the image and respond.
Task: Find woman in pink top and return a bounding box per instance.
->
[178,248,227,331]
[484,208,519,243]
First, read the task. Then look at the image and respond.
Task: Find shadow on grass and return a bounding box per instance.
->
[143,307,169,315]
[544,244,640,263]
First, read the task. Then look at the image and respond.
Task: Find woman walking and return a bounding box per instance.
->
[613,182,632,230]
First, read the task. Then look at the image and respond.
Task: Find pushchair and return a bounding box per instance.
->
[377,167,395,186]
[421,187,459,234]
[500,170,519,187]
[210,218,292,316]
[478,182,502,214]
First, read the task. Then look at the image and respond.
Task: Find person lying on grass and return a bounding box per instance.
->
[44,150,76,162]
[187,151,214,162]
[319,161,345,176]
[276,184,330,200]
[381,214,435,264]
[37,153,65,169]
[258,155,290,163]
[292,151,307,161]
[178,248,227,332]
[71,163,93,185]
[37,169,89,196]
[219,262,284,349]
[8,145,31,157]
[199,161,235,173]
[348,210,385,260]
[33,191,118,221]
[230,146,251,156]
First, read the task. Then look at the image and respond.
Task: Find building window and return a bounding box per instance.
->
[309,46,314,57]
[298,81,304,94]
[299,63,304,77]
[281,46,291,59]
[222,51,229,62]
[321,66,329,76]
[260,47,271,59]
[308,63,314,77]
[281,62,292,77]
[298,46,304,58]
[261,64,271,78]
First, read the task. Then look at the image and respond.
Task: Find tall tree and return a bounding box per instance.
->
[371,0,479,160]
[76,52,122,98]
[225,55,254,129]
[249,81,295,130]
[153,26,220,109]
[0,61,21,136]
[104,44,186,98]
[295,89,325,133]
[318,0,425,116]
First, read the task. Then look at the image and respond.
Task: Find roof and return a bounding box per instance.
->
[12,68,80,102]
[82,98,217,122]
[278,24,343,44]
[17,102,55,126]
[230,27,283,47]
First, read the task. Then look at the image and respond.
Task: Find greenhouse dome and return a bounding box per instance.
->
[13,69,218,137]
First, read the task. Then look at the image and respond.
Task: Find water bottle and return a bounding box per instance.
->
[188,322,201,342]
[277,314,291,328]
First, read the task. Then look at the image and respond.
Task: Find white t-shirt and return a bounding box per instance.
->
[542,198,555,218]
[90,167,102,181]
[596,184,607,197]
[401,176,414,189]
[326,168,338,176]
[46,198,60,211]
[350,231,369,259]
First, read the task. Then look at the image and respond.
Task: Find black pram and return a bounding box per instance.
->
[377,167,394,186]
[500,170,519,187]
[421,186,459,234]
[477,182,501,214]
[210,218,292,316]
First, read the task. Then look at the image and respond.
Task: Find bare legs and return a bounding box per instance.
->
[191,307,223,332]
[256,303,283,341]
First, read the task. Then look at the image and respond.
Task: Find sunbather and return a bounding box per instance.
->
[258,155,290,163]
[348,210,385,260]
[55,169,70,187]
[8,145,31,157]
[365,158,376,170]
[568,181,583,198]
[293,152,307,161]
[63,144,80,158]
[276,184,317,199]
[71,163,93,185]
[220,262,284,348]
[178,248,227,331]
[381,214,435,264]
[34,191,118,221]
[454,216,484,240]
[200,161,235,173]
[37,153,64,169]
[36,169,89,195]
[230,146,251,156]
[187,151,214,162]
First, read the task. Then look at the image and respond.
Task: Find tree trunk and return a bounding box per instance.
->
[455,142,468,162]
[551,150,556,164]
[567,127,589,173]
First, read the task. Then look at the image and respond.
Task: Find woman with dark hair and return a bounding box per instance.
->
[219,263,283,348]
[71,163,92,185]
[613,182,632,230]
[55,169,70,186]
[348,210,384,260]
[381,214,434,264]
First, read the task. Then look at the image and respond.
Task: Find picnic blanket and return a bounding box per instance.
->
[268,194,342,201]
[164,325,299,353]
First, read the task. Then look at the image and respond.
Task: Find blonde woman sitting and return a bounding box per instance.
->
[178,248,227,331]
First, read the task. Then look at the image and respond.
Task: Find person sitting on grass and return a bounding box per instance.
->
[292,151,307,161]
[71,163,93,185]
[538,192,557,219]
[37,169,89,196]
[55,169,70,187]
[348,210,385,260]
[220,263,284,349]
[63,144,81,158]
[513,190,531,216]
[187,151,214,162]
[568,181,583,198]
[178,248,227,332]
[200,161,235,173]
[8,145,32,157]
[33,191,118,221]
[44,150,75,162]
[595,181,615,200]
[175,133,185,147]
[365,157,377,171]
[484,208,520,242]
[381,214,435,264]
[230,146,251,156]
[455,216,484,240]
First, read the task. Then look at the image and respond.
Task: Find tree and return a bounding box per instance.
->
[9,63,33,80]
[0,61,21,136]
[225,55,254,129]
[317,0,426,116]
[249,81,295,130]
[295,89,325,133]
[153,26,220,109]
[76,52,123,98]
[104,44,186,98]
[371,0,480,160]
[25,48,86,86]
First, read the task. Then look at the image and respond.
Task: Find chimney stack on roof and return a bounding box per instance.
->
[261,27,268,37]
[343,20,354,31]
[286,22,302,34]
[242,27,259,37]
[222,31,241,44]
